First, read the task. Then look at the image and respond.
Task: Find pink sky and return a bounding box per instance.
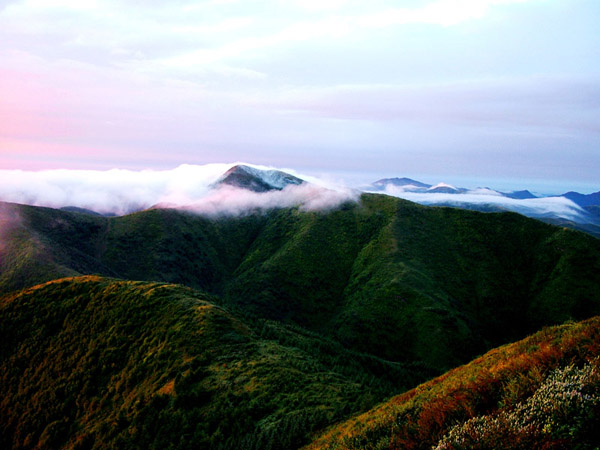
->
[1,0,599,189]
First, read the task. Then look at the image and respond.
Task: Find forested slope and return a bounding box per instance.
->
[2,195,599,371]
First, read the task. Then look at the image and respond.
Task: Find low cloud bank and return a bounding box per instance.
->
[0,163,357,216]
[0,163,590,223]
[184,183,358,216]
[378,185,588,223]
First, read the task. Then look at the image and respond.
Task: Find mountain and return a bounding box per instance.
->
[213,164,305,192]
[2,195,600,372]
[562,190,600,207]
[59,206,105,216]
[0,276,430,450]
[2,277,598,449]
[364,179,600,233]
[501,189,537,199]
[305,316,600,450]
[371,177,432,190]
[426,183,466,194]
[587,205,600,218]
[2,194,600,449]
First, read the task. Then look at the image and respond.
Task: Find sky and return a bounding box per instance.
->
[1,0,599,193]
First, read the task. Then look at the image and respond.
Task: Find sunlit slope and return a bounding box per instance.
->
[0,276,427,450]
[2,194,600,370]
[305,316,600,450]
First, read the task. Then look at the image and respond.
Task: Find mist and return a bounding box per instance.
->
[184,183,358,216]
[0,163,593,223]
[0,163,357,216]
[377,185,588,223]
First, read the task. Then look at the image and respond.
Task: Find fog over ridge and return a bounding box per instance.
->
[375,185,588,223]
[0,163,595,224]
[0,163,357,216]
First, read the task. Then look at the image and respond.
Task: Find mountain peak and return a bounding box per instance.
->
[561,190,600,207]
[427,182,465,194]
[215,165,305,192]
[502,190,537,200]
[372,177,431,189]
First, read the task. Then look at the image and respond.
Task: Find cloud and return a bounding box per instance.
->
[183,183,358,216]
[0,163,357,216]
[377,186,589,222]
[263,76,600,133]
[1,0,598,186]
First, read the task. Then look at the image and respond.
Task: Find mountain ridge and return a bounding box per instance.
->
[2,276,598,449]
[2,192,600,449]
[1,276,426,450]
[2,195,600,371]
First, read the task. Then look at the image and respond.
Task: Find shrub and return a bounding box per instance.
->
[434,359,600,449]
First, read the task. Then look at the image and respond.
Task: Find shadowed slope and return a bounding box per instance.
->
[2,195,600,371]
[224,194,600,369]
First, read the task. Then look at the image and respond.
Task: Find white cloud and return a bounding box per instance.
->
[0,163,357,216]
[0,162,587,224]
[184,183,358,216]
[378,187,588,222]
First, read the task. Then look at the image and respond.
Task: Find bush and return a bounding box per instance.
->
[434,359,600,449]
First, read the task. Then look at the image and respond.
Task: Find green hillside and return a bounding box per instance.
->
[2,277,599,449]
[0,276,431,450]
[2,195,600,372]
[2,194,600,449]
[305,316,600,450]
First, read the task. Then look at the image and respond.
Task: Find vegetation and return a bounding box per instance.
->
[2,196,600,372]
[434,360,600,449]
[2,195,600,448]
[0,276,432,450]
[305,317,600,450]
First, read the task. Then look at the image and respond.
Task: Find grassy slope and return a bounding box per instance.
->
[2,196,600,372]
[0,276,432,450]
[0,203,266,296]
[3,278,598,450]
[2,197,600,449]
[305,316,600,450]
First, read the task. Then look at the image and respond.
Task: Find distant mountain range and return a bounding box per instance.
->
[365,175,600,237]
[193,165,600,220]
[371,177,432,190]
[368,176,600,206]
[207,166,600,237]
[562,190,600,207]
[36,165,599,239]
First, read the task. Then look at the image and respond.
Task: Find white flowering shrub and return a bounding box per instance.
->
[433,359,600,449]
